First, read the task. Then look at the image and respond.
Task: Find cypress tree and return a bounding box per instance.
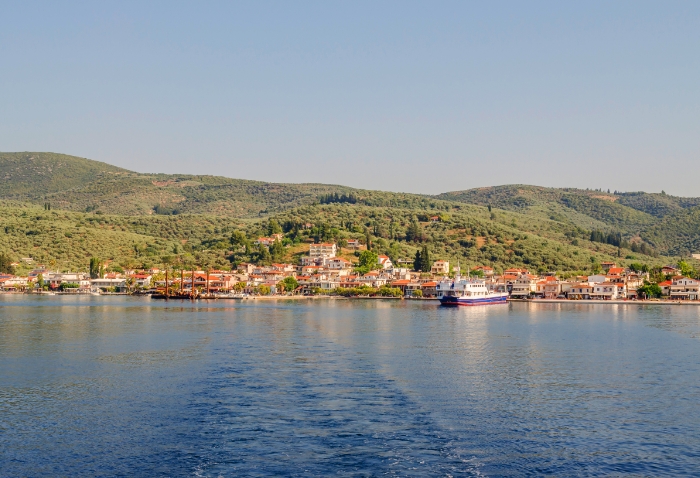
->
[258,245,272,265]
[420,245,431,272]
[413,250,422,272]
[89,257,101,279]
[0,253,14,274]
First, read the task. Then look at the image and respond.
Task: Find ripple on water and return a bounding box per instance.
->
[0,298,699,476]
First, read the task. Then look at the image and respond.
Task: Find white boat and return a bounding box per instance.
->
[437,276,508,306]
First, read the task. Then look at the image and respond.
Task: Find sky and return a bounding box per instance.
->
[1,1,699,195]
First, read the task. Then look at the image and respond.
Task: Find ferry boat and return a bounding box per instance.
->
[437,276,508,306]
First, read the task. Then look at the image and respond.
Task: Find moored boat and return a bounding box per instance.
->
[437,276,508,306]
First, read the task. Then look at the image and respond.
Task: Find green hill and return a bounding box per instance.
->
[1,152,699,271]
[0,152,129,197]
[436,185,700,257]
[1,152,361,217]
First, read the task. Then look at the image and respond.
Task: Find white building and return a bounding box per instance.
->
[510,275,538,298]
[328,257,353,270]
[430,260,449,275]
[309,243,337,258]
[377,255,393,269]
[590,283,618,300]
[670,277,700,300]
[91,278,127,292]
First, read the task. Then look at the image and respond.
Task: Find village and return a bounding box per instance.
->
[1,240,699,301]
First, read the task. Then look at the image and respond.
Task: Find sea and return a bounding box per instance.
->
[1,296,699,476]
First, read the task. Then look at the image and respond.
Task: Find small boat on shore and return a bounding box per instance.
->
[437,276,508,306]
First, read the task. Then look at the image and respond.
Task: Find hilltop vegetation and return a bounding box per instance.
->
[437,185,700,256]
[0,152,129,197]
[1,152,699,271]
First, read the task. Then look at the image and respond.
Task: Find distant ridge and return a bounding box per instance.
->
[0,152,130,197]
[2,152,700,256]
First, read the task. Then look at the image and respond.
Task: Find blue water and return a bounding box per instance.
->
[1,297,699,476]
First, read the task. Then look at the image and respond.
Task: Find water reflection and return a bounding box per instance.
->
[1,296,699,476]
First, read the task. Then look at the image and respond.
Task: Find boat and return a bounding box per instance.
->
[437,276,508,306]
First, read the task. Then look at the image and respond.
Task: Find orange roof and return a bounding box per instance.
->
[421,281,437,287]
[392,279,411,285]
[608,268,625,274]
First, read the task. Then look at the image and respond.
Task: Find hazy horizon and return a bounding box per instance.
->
[2,2,699,195]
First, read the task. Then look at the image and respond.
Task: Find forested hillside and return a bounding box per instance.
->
[437,185,700,256]
[1,152,699,270]
[0,152,128,196]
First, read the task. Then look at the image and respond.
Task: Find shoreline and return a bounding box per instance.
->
[4,293,700,306]
[508,298,700,306]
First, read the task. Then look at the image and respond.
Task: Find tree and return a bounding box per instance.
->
[678,260,695,278]
[257,284,271,295]
[0,253,14,274]
[412,289,423,298]
[357,250,378,274]
[637,283,662,299]
[420,245,431,272]
[376,286,402,297]
[365,228,372,250]
[269,240,285,262]
[230,231,249,249]
[629,263,648,273]
[405,218,422,242]
[257,245,272,265]
[280,276,299,293]
[37,273,45,290]
[268,219,282,235]
[89,257,101,279]
[413,250,422,272]
[233,281,246,292]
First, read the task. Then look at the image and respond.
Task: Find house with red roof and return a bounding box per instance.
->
[377,255,393,269]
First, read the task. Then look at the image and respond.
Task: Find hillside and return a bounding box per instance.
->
[0,199,669,275]
[0,152,129,197]
[1,152,699,266]
[436,185,700,256]
[1,152,359,217]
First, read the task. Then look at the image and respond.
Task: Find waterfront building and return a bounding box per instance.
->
[430,260,449,275]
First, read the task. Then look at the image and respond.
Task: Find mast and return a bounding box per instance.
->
[191,268,195,300]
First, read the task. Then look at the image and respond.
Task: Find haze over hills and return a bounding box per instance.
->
[0,152,699,272]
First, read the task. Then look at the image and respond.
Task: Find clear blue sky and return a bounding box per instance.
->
[2,1,699,195]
